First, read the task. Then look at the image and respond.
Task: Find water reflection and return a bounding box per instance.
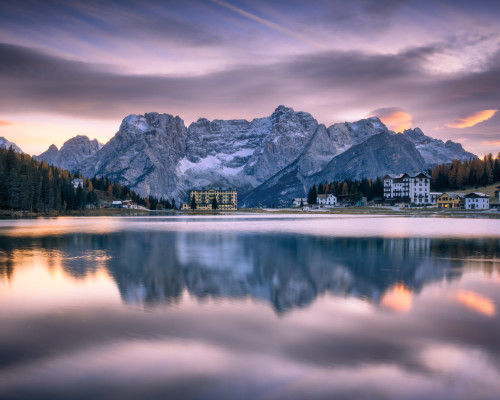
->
[1,230,499,313]
[1,218,500,400]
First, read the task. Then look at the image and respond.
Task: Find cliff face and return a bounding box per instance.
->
[36,135,102,171]
[35,106,477,203]
[403,128,476,166]
[75,106,318,199]
[242,131,427,207]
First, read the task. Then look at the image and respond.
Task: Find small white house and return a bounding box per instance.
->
[112,200,123,208]
[317,193,337,207]
[293,198,308,207]
[464,192,489,210]
[72,178,84,189]
[122,200,138,209]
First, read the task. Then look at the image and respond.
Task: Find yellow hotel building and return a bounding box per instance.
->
[182,187,237,210]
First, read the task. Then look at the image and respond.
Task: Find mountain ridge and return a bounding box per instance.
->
[32,106,477,205]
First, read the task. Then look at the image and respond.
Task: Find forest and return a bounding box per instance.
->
[0,147,175,212]
[430,153,500,191]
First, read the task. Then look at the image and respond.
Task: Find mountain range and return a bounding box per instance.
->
[7,106,477,206]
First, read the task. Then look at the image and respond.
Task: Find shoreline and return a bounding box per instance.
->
[2,206,500,219]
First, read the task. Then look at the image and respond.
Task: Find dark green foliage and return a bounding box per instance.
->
[430,153,500,191]
[0,148,174,213]
[307,184,317,205]
[190,195,197,210]
[308,177,384,202]
[212,196,218,210]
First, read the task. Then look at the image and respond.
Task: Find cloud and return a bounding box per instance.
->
[211,0,326,50]
[481,140,500,146]
[369,108,413,132]
[445,109,498,128]
[0,40,499,148]
[0,120,14,126]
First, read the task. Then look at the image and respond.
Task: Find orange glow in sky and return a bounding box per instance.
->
[373,111,413,133]
[446,109,498,129]
[455,290,496,316]
[380,284,412,312]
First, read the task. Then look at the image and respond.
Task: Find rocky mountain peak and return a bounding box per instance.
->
[36,135,102,171]
[270,105,295,121]
[0,136,23,153]
[403,127,476,166]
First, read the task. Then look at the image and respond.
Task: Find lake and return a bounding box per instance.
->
[1,215,500,400]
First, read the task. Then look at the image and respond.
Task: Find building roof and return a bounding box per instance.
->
[464,192,489,198]
[439,192,464,200]
[384,172,431,179]
[190,187,235,191]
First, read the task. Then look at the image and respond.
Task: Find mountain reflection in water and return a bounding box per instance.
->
[1,217,500,400]
[3,231,498,312]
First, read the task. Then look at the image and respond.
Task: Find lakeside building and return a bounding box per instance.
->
[429,192,443,205]
[464,192,489,209]
[317,193,337,207]
[383,173,431,204]
[72,178,84,189]
[182,187,237,210]
[437,193,464,209]
[292,198,308,207]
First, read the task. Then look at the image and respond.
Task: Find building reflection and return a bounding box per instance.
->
[1,232,499,312]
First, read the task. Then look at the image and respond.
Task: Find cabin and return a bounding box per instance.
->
[292,198,308,207]
[317,193,337,207]
[463,192,489,210]
[436,193,464,209]
[72,178,84,189]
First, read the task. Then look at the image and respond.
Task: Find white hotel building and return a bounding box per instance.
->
[383,173,431,204]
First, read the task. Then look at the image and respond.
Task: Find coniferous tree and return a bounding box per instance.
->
[190,195,197,210]
[212,196,218,210]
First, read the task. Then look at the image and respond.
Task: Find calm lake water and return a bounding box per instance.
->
[1,215,500,400]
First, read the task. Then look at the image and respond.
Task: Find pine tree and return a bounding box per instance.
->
[190,195,197,210]
[212,196,218,210]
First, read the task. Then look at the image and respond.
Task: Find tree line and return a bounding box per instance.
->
[307,177,384,204]
[431,153,500,191]
[306,153,500,204]
[0,147,176,212]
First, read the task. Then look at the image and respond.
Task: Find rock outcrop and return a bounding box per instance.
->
[0,136,23,153]
[403,128,476,166]
[36,135,102,171]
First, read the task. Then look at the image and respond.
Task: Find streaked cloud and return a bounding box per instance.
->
[369,108,413,132]
[0,120,14,126]
[455,290,496,316]
[482,140,500,146]
[445,109,498,129]
[211,0,327,50]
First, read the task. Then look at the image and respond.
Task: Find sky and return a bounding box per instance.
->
[0,0,499,156]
